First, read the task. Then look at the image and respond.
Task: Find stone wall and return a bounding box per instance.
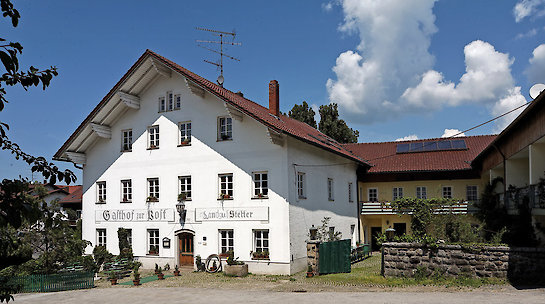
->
[306,241,320,275]
[382,242,545,281]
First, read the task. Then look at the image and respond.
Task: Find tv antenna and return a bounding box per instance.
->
[196,27,241,86]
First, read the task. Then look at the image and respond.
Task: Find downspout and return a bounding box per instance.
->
[492,143,507,205]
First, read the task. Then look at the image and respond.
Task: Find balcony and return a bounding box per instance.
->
[360,201,479,215]
[502,184,545,215]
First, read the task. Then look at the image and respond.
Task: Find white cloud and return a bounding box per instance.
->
[311,103,320,126]
[491,87,528,133]
[525,44,545,84]
[514,0,545,22]
[395,135,419,142]
[515,28,538,39]
[441,129,465,138]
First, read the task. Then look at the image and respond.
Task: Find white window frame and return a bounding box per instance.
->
[218,116,233,141]
[148,229,159,255]
[393,187,403,200]
[179,176,192,200]
[121,129,132,152]
[416,186,427,199]
[174,94,181,110]
[158,96,166,112]
[147,178,160,201]
[178,121,192,146]
[253,230,269,254]
[219,229,234,254]
[252,171,269,198]
[328,178,334,201]
[96,228,106,247]
[121,179,132,203]
[466,185,478,201]
[297,172,306,199]
[148,125,159,149]
[167,91,174,111]
[218,173,233,199]
[368,188,378,202]
[442,186,453,199]
[348,182,354,202]
[97,181,106,203]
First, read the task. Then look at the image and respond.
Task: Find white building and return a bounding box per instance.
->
[54,50,368,274]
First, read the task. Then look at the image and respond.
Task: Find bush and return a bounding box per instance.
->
[92,246,113,271]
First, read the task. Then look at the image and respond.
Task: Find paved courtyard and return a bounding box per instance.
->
[13,286,545,304]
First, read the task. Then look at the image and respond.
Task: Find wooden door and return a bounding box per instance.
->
[179,233,194,266]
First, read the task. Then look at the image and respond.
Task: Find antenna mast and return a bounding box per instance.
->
[196,27,241,86]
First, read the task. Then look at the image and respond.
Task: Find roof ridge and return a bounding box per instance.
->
[344,134,497,146]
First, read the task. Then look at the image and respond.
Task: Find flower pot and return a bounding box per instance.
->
[224,264,248,277]
[110,278,118,285]
[133,279,140,286]
[306,272,314,278]
[173,270,180,276]
[157,273,164,280]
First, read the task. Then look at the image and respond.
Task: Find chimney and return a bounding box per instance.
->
[269,80,279,116]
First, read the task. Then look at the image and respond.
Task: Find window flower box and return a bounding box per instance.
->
[147,196,159,202]
[219,193,231,200]
[148,246,159,255]
[251,251,270,260]
[180,139,191,146]
[178,193,187,202]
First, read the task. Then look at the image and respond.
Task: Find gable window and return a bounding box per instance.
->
[148,125,159,149]
[148,229,159,255]
[252,172,268,198]
[147,178,159,202]
[97,181,106,203]
[121,179,132,203]
[328,178,334,201]
[253,230,269,259]
[167,91,174,111]
[466,185,478,201]
[348,182,354,202]
[219,229,234,253]
[175,94,181,110]
[179,176,192,200]
[442,186,452,199]
[122,129,132,152]
[158,96,166,112]
[368,188,378,202]
[178,121,192,146]
[297,172,306,199]
[218,174,233,199]
[393,187,403,200]
[218,116,232,141]
[416,186,427,199]
[96,229,106,247]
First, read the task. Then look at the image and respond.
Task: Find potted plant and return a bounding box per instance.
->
[157,267,164,280]
[178,193,187,202]
[98,197,105,203]
[149,246,158,255]
[224,251,248,277]
[257,193,265,199]
[154,263,159,274]
[180,138,190,145]
[147,196,158,202]
[210,260,217,272]
[221,134,231,140]
[173,265,180,276]
[219,193,231,199]
[109,271,119,285]
[306,264,314,278]
[133,269,141,286]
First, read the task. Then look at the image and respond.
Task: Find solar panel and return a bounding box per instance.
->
[451,139,467,149]
[437,140,452,150]
[423,141,437,151]
[410,142,423,152]
[396,143,409,153]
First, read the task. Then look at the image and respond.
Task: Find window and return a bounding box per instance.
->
[253,230,269,255]
[179,121,191,145]
[175,94,181,110]
[218,174,233,199]
[218,116,232,140]
[96,229,106,247]
[328,178,334,201]
[442,186,452,199]
[466,185,478,201]
[148,229,159,255]
[252,172,268,198]
[368,188,378,202]
[147,178,159,201]
[179,176,192,200]
[148,125,159,149]
[97,181,106,203]
[121,179,132,202]
[393,187,403,200]
[122,129,132,152]
[167,91,174,111]
[297,172,306,199]
[158,96,166,112]
[416,186,427,199]
[219,229,234,253]
[348,183,354,202]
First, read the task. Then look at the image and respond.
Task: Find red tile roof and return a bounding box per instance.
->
[343,135,496,173]
[54,50,368,166]
[58,185,82,204]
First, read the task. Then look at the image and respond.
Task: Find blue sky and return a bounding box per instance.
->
[1,0,545,182]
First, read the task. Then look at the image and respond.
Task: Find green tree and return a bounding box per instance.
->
[288,101,317,128]
[318,103,359,144]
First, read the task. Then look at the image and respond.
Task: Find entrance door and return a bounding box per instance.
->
[393,223,407,237]
[179,233,194,266]
[370,227,382,251]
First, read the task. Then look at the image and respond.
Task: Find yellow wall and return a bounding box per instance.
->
[360,214,412,245]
